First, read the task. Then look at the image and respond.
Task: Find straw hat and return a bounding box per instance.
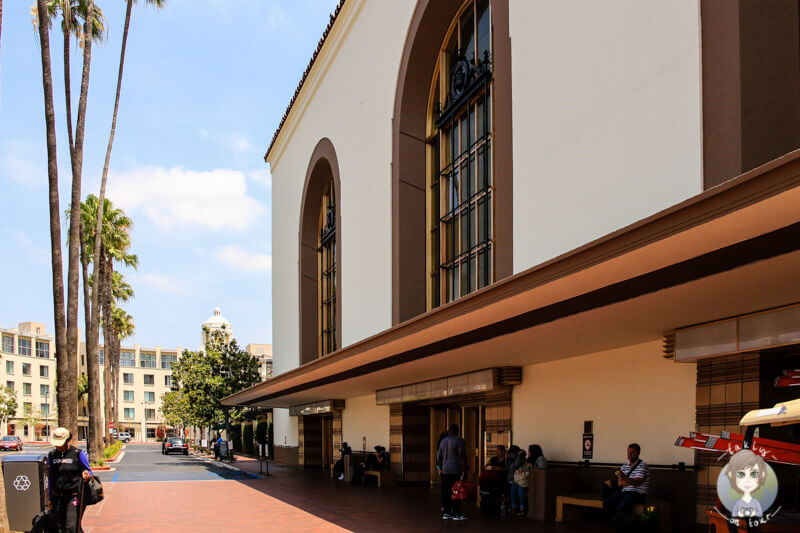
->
[52,427,71,447]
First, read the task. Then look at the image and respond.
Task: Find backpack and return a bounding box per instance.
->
[513,463,531,488]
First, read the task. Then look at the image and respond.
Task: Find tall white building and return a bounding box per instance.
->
[201,307,233,347]
[225,0,800,527]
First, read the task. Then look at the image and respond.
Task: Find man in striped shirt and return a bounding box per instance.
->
[602,442,649,518]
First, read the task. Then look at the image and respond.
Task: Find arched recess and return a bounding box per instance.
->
[392,0,513,325]
[299,138,342,365]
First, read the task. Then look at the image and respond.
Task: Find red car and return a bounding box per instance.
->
[0,436,23,451]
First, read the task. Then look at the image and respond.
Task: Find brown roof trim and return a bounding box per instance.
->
[264,0,347,162]
[242,221,800,404]
[227,149,800,403]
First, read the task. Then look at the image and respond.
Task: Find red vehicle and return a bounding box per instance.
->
[163,437,188,455]
[0,436,23,451]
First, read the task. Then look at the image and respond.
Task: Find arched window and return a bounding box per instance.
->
[318,182,337,356]
[299,139,341,364]
[428,0,492,307]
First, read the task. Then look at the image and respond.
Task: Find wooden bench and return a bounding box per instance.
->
[363,469,392,487]
[556,493,670,532]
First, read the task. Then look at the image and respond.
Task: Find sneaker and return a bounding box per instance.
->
[452,515,468,521]
[442,513,452,520]
[338,474,344,480]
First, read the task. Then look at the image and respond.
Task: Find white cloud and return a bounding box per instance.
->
[215,244,271,273]
[247,168,271,187]
[10,230,49,265]
[0,142,45,186]
[108,165,267,231]
[129,272,187,295]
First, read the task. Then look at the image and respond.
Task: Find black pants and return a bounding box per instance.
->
[54,492,83,533]
[440,473,462,516]
[602,490,646,517]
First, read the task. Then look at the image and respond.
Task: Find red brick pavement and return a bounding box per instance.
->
[82,455,629,532]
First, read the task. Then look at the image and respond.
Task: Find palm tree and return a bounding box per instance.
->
[35,0,73,437]
[82,195,137,447]
[89,0,163,447]
[42,0,105,155]
[111,308,134,435]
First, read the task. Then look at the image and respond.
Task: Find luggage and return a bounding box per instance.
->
[479,489,504,515]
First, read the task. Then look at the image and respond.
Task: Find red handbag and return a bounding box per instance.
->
[451,476,477,501]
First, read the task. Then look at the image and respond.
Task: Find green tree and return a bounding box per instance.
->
[160,389,193,436]
[0,387,18,429]
[171,330,260,442]
[80,194,136,450]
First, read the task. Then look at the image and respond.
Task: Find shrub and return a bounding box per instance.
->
[230,424,242,452]
[255,421,267,445]
[268,422,274,459]
[243,423,254,455]
[103,441,123,460]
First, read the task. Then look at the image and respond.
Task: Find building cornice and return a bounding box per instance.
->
[264,0,364,170]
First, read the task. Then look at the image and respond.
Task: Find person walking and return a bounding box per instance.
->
[437,424,468,521]
[48,427,92,533]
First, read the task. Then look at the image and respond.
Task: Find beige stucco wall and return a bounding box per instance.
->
[341,393,390,452]
[509,0,703,272]
[273,408,298,448]
[512,340,696,465]
[270,0,416,379]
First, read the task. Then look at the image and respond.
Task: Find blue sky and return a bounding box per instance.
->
[0,0,340,349]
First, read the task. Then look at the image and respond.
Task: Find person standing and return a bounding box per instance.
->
[48,427,92,533]
[437,424,468,521]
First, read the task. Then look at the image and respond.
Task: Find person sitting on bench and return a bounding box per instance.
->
[333,442,352,480]
[602,442,649,519]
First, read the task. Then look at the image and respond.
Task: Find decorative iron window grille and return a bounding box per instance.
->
[429,0,493,308]
[318,184,337,357]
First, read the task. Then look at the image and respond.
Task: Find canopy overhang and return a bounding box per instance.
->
[224,151,800,409]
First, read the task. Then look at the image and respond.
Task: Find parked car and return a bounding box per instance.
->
[0,436,23,451]
[115,432,132,443]
[163,437,188,455]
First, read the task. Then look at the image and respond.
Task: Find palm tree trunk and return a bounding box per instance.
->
[63,23,74,155]
[100,254,114,441]
[112,326,121,435]
[37,0,69,436]
[81,223,103,462]
[65,0,96,440]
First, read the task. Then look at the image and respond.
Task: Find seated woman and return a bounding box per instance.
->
[528,444,547,469]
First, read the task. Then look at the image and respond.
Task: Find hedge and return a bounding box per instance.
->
[243,423,254,455]
[230,424,242,452]
[255,421,267,445]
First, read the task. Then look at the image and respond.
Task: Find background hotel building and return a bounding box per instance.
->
[0,321,181,442]
[225,0,800,527]
[0,322,58,441]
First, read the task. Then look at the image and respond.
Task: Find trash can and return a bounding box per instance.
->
[2,454,49,532]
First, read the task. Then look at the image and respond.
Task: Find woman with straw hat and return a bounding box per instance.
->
[48,427,93,532]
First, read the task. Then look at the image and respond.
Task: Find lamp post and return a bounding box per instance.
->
[43,391,50,440]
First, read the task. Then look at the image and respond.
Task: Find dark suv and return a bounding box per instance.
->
[163,437,189,455]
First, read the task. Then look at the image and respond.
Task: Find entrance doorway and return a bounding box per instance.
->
[302,414,334,469]
[429,405,483,484]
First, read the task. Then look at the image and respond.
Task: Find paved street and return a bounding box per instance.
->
[77,444,640,532]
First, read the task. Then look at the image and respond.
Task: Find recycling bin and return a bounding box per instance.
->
[2,454,49,532]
